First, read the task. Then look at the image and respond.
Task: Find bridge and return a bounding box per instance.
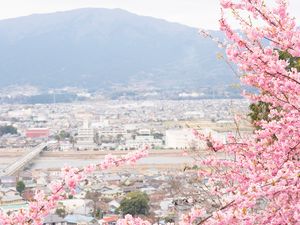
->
[0,142,53,176]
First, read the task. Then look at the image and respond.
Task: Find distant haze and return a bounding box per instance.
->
[0,0,225,29]
[0,8,236,89]
[0,0,299,29]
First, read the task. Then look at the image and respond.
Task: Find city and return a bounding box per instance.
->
[0,0,299,224]
[0,98,251,224]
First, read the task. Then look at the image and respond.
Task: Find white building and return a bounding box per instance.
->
[57,199,94,215]
[165,128,226,149]
[99,127,127,137]
[76,121,96,150]
[138,129,151,135]
[125,135,163,149]
[165,129,196,149]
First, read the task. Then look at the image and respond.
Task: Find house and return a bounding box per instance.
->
[43,214,67,225]
[0,187,25,207]
[101,189,123,199]
[0,187,18,197]
[103,175,121,184]
[20,171,36,188]
[19,171,33,179]
[140,187,156,194]
[0,195,25,206]
[58,199,94,215]
[0,202,28,214]
[64,214,98,225]
[0,176,16,188]
[108,200,120,213]
[74,190,87,199]
[99,215,119,225]
[36,177,47,186]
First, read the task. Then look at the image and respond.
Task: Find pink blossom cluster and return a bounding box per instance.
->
[194,0,300,224]
[117,214,176,225]
[179,208,205,225]
[117,215,152,225]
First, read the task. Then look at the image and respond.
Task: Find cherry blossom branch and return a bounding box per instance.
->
[0,148,149,225]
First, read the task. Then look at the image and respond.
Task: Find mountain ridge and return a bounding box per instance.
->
[0,8,236,89]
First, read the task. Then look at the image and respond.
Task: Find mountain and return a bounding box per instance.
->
[0,8,236,89]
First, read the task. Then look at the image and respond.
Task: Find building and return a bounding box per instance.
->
[165,129,196,149]
[58,199,94,215]
[0,194,25,206]
[125,135,163,149]
[98,127,126,137]
[0,176,17,188]
[64,214,97,225]
[99,215,119,225]
[125,129,163,149]
[76,121,96,150]
[43,214,67,225]
[165,128,226,149]
[0,190,28,213]
[25,128,49,139]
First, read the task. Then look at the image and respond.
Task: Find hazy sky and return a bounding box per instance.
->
[0,0,300,29]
